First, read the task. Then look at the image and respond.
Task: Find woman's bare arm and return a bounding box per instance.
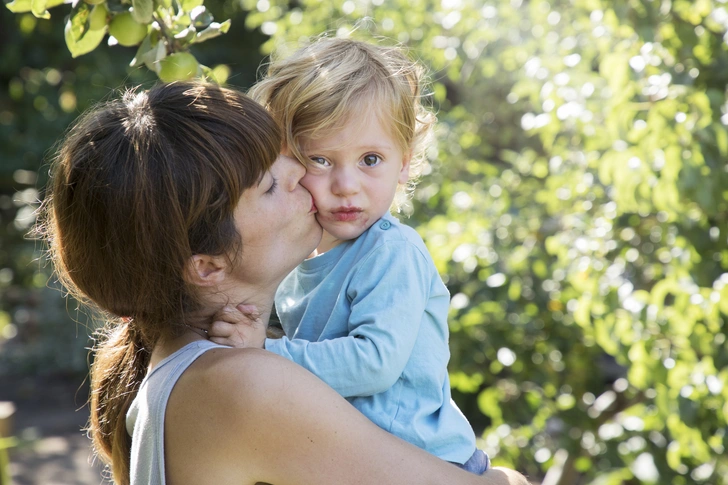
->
[165,347,530,485]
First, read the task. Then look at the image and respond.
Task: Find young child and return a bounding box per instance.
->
[212,37,489,474]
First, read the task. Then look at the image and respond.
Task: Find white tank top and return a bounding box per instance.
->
[126,340,225,485]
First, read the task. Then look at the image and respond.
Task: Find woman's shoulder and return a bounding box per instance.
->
[166,345,353,472]
[180,346,318,410]
[163,347,313,483]
[191,346,289,382]
[165,347,320,454]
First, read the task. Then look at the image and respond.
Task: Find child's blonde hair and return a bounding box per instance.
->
[249,36,435,211]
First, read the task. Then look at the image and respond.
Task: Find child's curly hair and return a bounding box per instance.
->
[250,35,435,213]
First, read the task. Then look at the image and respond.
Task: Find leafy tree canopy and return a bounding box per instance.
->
[4,0,728,483]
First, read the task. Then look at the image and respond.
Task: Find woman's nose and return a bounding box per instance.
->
[280,154,306,190]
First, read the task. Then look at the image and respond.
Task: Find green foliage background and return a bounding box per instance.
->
[3,0,728,484]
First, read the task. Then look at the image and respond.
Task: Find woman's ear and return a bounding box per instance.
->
[185,254,228,287]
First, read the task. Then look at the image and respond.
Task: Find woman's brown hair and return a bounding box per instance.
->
[37,81,281,484]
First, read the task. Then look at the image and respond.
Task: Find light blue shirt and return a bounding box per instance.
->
[267,213,476,464]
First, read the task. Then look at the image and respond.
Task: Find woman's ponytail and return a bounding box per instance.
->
[89,319,150,485]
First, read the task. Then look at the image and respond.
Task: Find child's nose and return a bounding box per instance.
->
[331,168,360,196]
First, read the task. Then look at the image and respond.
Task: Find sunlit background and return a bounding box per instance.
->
[2,0,728,484]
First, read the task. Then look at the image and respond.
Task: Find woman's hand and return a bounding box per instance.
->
[207,304,266,348]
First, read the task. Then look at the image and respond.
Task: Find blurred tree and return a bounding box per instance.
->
[4,0,728,484]
[242,1,728,484]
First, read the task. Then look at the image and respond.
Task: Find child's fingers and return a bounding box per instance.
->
[214,305,241,323]
[214,304,260,322]
[209,336,234,347]
[236,303,260,319]
[207,304,264,349]
[209,320,237,338]
[214,304,257,325]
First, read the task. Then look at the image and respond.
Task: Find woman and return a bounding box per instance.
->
[39,81,529,485]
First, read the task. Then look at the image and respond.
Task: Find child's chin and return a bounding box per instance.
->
[322,226,366,243]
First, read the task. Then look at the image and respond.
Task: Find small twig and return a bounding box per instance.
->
[152,13,177,54]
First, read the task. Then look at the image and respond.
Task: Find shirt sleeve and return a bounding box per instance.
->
[264,241,432,398]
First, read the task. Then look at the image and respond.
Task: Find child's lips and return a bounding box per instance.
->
[330,207,362,222]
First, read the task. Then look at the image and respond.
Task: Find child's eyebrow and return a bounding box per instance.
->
[357,143,394,151]
[309,143,395,152]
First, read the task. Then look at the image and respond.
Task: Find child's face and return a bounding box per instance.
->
[299,111,410,251]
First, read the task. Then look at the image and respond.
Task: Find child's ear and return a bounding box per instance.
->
[398,153,412,185]
[184,254,228,287]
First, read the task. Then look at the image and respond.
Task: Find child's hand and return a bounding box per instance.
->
[208,304,266,349]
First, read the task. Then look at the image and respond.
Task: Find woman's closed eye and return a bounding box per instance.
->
[361,154,382,167]
[265,176,278,194]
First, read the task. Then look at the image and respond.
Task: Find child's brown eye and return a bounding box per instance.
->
[363,155,381,166]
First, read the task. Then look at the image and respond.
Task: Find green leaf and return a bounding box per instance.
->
[5,0,33,13]
[601,53,629,94]
[666,440,682,471]
[573,297,591,328]
[192,19,230,43]
[131,0,153,24]
[574,456,592,473]
[137,38,167,72]
[65,14,106,57]
[627,343,651,389]
[179,0,202,12]
[30,0,49,19]
[66,2,91,41]
[507,279,521,300]
[715,125,728,157]
[191,6,213,29]
[174,26,196,42]
[477,387,503,422]
[201,64,230,84]
[594,315,619,355]
[129,34,153,67]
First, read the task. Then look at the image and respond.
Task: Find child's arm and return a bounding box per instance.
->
[265,241,438,398]
[208,241,433,397]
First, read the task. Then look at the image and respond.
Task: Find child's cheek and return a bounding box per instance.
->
[300,171,325,202]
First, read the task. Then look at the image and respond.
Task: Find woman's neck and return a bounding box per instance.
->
[150,287,275,369]
[150,328,206,369]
